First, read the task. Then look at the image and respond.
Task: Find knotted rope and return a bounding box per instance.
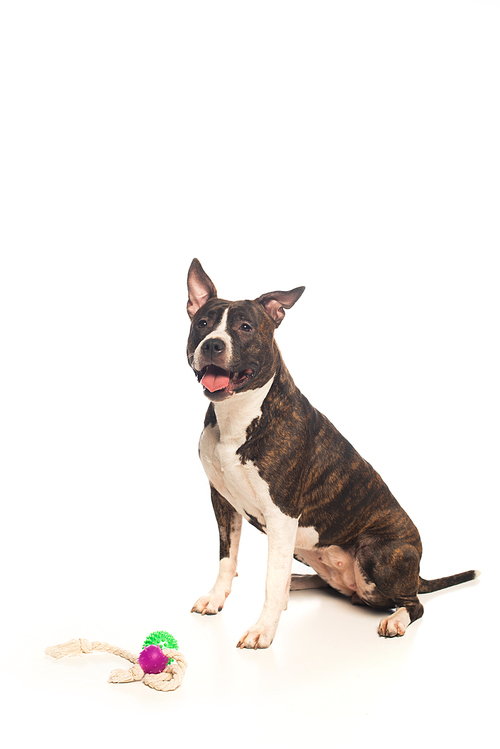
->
[46,638,187,692]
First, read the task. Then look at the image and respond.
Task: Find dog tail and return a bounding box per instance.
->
[418,569,480,594]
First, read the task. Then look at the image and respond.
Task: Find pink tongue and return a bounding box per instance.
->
[201,366,230,392]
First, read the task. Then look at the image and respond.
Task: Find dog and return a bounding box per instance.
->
[186,258,478,649]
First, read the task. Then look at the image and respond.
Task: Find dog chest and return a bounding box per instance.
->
[198,380,276,528]
[199,422,271,527]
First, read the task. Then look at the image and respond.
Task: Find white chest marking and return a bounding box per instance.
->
[199,378,276,527]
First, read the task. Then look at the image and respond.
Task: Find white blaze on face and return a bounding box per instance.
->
[193,307,233,373]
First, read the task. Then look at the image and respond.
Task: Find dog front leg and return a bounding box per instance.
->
[191,486,242,616]
[237,513,298,649]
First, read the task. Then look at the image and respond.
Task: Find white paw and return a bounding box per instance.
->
[191,592,227,616]
[378,608,411,637]
[236,626,275,650]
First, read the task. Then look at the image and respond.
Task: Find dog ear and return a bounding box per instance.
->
[256,286,305,327]
[187,259,218,319]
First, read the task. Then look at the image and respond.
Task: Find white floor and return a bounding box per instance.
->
[2,468,492,749]
[2,3,498,747]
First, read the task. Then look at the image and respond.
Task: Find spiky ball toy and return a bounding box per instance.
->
[138,631,179,673]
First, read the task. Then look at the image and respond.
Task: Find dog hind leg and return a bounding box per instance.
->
[356,541,424,637]
[290,573,329,591]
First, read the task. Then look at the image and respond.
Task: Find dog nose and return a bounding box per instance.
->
[201,337,226,358]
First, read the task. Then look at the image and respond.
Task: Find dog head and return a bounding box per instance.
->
[186,259,304,402]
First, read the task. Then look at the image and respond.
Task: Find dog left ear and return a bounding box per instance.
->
[256,286,305,327]
[187,259,218,319]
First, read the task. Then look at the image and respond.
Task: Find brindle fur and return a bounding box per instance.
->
[187,259,477,640]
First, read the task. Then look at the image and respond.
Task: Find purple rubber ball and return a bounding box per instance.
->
[138,645,168,674]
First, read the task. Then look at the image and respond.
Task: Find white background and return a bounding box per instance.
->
[1,2,498,747]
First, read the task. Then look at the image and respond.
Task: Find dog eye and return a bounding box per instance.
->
[240,323,252,332]
[197,320,208,328]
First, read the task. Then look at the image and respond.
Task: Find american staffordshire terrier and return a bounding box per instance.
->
[186,259,478,649]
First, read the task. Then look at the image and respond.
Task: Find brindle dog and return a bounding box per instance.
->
[187,259,478,649]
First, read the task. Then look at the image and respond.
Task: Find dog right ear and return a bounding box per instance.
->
[256,286,305,327]
[187,259,218,319]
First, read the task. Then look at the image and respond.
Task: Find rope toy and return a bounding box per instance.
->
[45,630,187,692]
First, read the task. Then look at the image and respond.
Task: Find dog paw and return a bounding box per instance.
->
[236,627,274,650]
[191,593,226,616]
[378,608,411,637]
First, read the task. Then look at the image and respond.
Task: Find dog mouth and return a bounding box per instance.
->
[197,365,255,394]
